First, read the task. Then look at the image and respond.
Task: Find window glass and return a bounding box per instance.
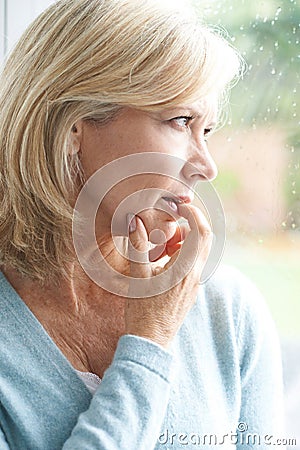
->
[193,0,299,339]
[193,1,299,443]
[1,0,55,56]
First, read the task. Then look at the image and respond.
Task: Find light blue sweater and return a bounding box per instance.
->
[0,264,285,449]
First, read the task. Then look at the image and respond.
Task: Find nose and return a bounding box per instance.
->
[180,140,218,184]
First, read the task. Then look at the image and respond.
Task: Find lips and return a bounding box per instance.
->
[161,193,194,214]
[176,195,194,204]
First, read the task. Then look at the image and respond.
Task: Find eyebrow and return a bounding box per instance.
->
[187,110,218,129]
[164,106,218,126]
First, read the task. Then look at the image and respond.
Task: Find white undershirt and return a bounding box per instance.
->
[75,370,101,395]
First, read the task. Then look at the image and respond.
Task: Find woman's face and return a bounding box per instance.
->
[75,97,218,244]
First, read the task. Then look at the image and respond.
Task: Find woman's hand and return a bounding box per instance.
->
[125,204,213,348]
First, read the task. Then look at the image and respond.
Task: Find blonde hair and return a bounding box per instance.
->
[0,0,242,284]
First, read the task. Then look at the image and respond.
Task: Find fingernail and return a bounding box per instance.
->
[126,213,136,233]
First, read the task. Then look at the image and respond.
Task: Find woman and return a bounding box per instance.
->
[0,0,285,449]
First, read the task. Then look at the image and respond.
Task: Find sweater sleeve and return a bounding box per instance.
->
[62,334,173,450]
[234,270,286,449]
[0,427,10,449]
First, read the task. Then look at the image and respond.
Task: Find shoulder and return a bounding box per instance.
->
[198,263,281,381]
[200,263,272,331]
[201,262,263,303]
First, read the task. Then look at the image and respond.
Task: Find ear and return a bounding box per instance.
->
[68,120,83,155]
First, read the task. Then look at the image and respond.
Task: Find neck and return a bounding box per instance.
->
[1,258,127,376]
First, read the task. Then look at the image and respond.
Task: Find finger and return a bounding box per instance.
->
[177,203,211,236]
[166,222,190,247]
[149,244,166,262]
[179,204,213,262]
[127,214,151,278]
[166,242,182,257]
[149,241,181,262]
[163,204,213,277]
[149,222,190,262]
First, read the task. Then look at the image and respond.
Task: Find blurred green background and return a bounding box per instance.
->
[193,0,300,338]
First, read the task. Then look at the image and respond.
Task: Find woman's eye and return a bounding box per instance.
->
[171,116,194,128]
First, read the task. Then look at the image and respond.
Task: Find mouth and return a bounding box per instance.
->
[161,194,193,214]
